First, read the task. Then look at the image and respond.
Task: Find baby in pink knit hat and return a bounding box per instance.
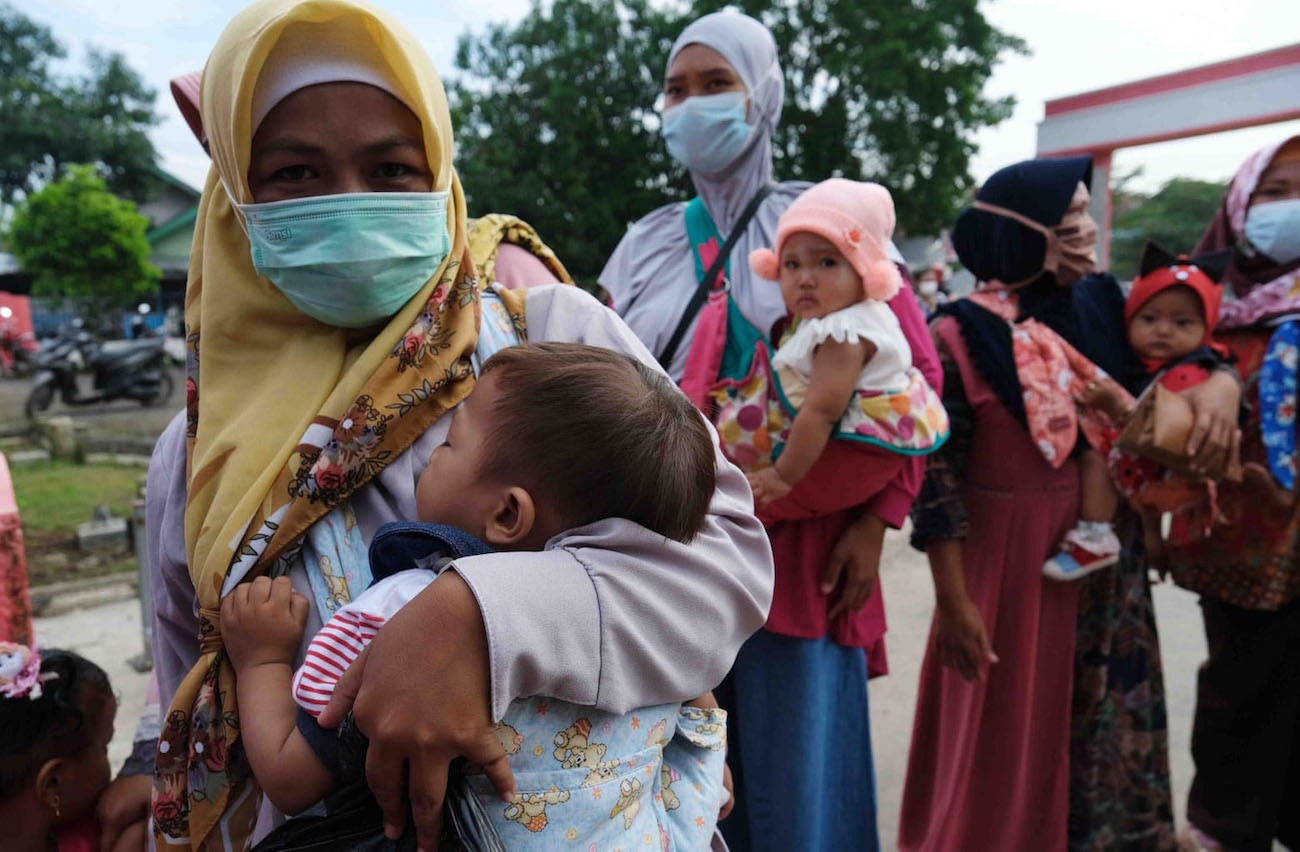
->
[746,178,948,504]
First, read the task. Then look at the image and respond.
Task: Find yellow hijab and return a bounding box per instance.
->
[152,2,520,847]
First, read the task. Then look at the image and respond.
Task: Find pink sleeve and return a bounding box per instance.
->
[862,279,943,528]
[493,243,562,290]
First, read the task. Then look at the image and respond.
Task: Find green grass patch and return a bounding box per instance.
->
[11,460,143,533]
[11,460,145,586]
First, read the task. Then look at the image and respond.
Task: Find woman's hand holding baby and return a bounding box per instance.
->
[317,571,516,851]
[221,576,310,672]
[1182,370,1242,476]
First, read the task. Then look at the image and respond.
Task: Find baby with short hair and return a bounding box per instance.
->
[222,342,730,849]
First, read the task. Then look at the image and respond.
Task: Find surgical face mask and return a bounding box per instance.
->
[235,191,451,328]
[971,195,1098,288]
[1245,198,1300,265]
[919,279,939,297]
[662,91,754,174]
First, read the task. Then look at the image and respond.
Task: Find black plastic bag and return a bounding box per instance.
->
[252,715,505,852]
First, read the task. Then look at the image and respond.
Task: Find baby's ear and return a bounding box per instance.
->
[484,486,536,548]
[35,757,62,811]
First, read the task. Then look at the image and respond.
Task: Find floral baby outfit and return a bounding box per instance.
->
[718,178,949,469]
[770,301,948,455]
[294,522,729,851]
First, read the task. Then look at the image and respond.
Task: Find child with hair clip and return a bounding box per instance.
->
[0,645,132,852]
[222,342,732,850]
[1062,241,1240,573]
[743,179,949,505]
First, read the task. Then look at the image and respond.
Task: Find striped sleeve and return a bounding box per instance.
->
[291,609,386,717]
[290,569,438,716]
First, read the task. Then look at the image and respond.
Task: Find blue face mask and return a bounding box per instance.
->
[662,91,754,174]
[1245,198,1300,265]
[236,191,452,328]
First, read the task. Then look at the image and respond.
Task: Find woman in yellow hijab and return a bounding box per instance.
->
[117,1,772,849]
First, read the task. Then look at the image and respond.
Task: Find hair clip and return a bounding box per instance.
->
[0,643,45,700]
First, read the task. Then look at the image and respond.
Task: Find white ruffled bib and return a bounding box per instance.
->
[772,301,912,408]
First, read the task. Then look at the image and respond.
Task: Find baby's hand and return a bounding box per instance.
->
[1081,378,1134,423]
[221,576,310,672]
[747,467,792,506]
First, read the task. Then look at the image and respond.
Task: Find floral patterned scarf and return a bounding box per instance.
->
[967,286,1130,466]
[151,2,530,849]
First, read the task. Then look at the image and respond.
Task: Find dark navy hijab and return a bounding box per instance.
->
[940,156,1140,427]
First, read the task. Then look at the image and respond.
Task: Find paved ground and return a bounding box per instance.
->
[0,369,184,442]
[38,529,1221,850]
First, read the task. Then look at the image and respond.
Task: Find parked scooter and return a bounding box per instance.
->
[25,322,173,418]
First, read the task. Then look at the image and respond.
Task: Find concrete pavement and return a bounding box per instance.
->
[35,528,1220,851]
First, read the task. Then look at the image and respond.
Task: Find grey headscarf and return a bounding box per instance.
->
[600,11,806,380]
[667,11,785,232]
[600,11,900,380]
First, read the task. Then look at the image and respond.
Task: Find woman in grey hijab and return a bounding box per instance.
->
[600,12,941,851]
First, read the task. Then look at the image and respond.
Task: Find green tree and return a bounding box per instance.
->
[721,0,1024,238]
[450,0,1023,280]
[0,3,159,204]
[451,0,685,281]
[1110,172,1226,277]
[7,164,160,317]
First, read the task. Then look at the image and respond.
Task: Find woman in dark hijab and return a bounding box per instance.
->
[899,156,1239,852]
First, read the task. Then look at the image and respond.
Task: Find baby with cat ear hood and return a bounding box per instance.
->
[1070,240,1242,569]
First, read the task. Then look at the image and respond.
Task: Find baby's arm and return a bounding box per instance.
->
[220,576,335,815]
[1081,378,1137,424]
[750,337,873,504]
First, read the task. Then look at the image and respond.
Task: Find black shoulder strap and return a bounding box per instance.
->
[657,183,776,369]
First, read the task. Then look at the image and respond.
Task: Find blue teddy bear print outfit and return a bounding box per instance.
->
[295,522,729,851]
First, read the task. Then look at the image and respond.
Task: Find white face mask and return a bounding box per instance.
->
[661,91,754,173]
[1245,198,1300,265]
[234,191,451,328]
[918,279,939,297]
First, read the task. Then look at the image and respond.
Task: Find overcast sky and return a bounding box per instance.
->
[12,0,1300,196]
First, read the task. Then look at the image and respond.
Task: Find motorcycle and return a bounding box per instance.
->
[25,327,174,419]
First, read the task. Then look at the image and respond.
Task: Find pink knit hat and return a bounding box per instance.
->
[749,178,902,302]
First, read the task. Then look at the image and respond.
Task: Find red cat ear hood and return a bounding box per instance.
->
[1125,239,1233,335]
